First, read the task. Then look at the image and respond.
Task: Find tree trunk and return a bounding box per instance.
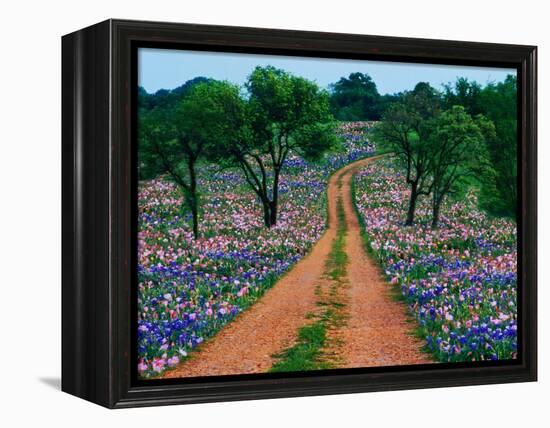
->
[431,193,443,229]
[188,159,199,240]
[262,200,271,228]
[269,201,277,227]
[431,199,441,229]
[190,201,199,239]
[406,181,419,226]
[269,168,281,227]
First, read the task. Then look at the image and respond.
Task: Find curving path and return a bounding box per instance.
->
[161,156,429,379]
[335,158,430,367]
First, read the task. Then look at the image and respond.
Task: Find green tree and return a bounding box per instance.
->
[442,78,483,116]
[138,80,242,239]
[211,66,337,227]
[373,82,441,225]
[329,72,381,120]
[478,76,517,218]
[138,77,212,112]
[426,106,495,227]
[442,75,517,218]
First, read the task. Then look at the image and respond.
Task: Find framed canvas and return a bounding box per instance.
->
[61,19,537,408]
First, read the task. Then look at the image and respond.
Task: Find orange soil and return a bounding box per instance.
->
[335,158,430,367]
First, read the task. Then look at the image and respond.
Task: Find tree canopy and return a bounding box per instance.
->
[426,106,494,227]
[329,72,382,121]
[209,66,337,227]
[138,80,244,238]
[138,76,212,112]
[138,67,337,232]
[372,82,441,225]
[443,75,517,218]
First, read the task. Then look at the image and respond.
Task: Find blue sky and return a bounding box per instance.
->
[138,48,516,95]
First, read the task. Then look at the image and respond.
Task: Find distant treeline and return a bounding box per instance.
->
[139,70,517,222]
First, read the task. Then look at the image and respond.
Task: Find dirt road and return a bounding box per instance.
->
[162,156,429,378]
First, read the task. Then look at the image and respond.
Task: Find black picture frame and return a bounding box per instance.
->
[61,19,537,408]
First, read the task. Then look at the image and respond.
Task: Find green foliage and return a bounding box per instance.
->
[373,82,442,156]
[137,76,212,111]
[375,75,516,224]
[425,106,494,227]
[180,81,248,159]
[138,80,242,180]
[138,80,245,238]
[139,107,173,180]
[269,321,329,372]
[327,198,348,280]
[329,72,382,120]
[246,66,338,161]
[371,82,441,225]
[443,75,517,218]
[137,77,220,180]
[442,78,484,115]
[478,76,518,218]
[139,67,337,230]
[216,65,338,227]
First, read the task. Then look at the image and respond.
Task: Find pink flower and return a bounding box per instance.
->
[152,358,165,373]
[167,356,179,367]
[138,360,148,372]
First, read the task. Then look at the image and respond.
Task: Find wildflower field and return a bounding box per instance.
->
[135,53,521,381]
[137,123,375,377]
[353,158,518,362]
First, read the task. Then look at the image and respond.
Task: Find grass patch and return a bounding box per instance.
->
[270,320,330,372]
[327,198,348,281]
